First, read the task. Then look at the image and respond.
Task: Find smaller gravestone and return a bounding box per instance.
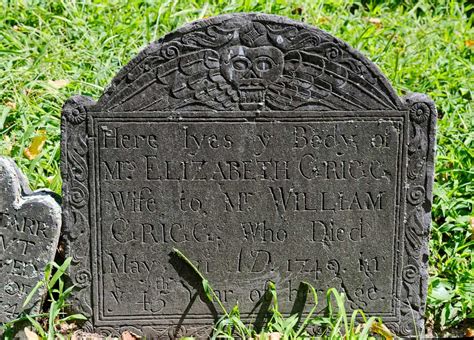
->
[0,156,61,323]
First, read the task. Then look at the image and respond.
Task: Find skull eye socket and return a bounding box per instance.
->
[255,57,274,72]
[231,57,250,71]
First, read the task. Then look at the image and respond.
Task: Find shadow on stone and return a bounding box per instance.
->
[289,282,310,327]
[249,287,273,333]
[168,251,218,326]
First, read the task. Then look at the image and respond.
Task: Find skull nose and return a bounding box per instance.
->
[244,69,258,79]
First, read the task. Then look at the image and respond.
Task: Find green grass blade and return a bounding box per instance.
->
[173,248,228,316]
[60,314,88,322]
[47,257,72,290]
[25,314,46,338]
[295,281,319,337]
[22,280,44,308]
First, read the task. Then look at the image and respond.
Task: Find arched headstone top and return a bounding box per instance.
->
[97,13,402,112]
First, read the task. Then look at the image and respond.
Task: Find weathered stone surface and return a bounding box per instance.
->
[61,13,436,338]
[0,156,61,323]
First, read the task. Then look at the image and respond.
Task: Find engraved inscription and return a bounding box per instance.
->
[92,117,404,320]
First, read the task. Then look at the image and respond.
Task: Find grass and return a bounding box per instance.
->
[0,257,86,339]
[174,248,394,339]
[0,0,472,333]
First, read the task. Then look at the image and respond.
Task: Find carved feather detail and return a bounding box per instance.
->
[97,16,401,111]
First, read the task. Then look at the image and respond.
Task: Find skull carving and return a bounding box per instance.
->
[221,46,284,110]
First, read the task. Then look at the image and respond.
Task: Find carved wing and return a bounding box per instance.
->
[267,46,398,111]
[100,49,237,111]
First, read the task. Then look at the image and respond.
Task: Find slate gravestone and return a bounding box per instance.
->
[0,156,61,323]
[61,13,436,338]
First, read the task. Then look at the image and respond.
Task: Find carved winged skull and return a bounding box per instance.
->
[100,19,399,112]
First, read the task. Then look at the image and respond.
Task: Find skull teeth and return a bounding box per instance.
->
[241,89,264,103]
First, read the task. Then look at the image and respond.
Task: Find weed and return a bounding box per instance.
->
[174,248,394,339]
[0,257,86,340]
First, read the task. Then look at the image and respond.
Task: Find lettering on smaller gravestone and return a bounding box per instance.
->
[0,156,61,323]
[61,13,436,338]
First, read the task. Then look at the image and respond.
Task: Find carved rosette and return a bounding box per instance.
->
[397,93,437,336]
[61,95,96,318]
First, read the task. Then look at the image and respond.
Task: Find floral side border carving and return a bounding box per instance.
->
[392,93,437,336]
[61,95,96,318]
